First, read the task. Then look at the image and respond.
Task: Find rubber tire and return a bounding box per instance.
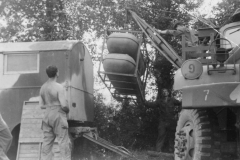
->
[174,109,221,160]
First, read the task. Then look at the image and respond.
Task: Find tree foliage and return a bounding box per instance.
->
[0,0,71,41]
[213,0,240,26]
[94,94,161,150]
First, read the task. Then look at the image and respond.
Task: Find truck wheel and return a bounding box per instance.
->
[174,109,220,160]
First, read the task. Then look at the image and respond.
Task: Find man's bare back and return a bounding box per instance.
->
[40,80,68,112]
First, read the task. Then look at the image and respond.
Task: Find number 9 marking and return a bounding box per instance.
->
[189,64,195,73]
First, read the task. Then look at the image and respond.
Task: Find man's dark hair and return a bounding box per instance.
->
[46,65,58,78]
[172,20,183,30]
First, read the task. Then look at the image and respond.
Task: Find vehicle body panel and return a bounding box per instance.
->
[182,82,240,108]
[0,41,94,131]
[174,64,240,90]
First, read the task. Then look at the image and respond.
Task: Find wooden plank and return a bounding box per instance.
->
[19,149,39,154]
[21,115,44,119]
[17,102,61,160]
[19,129,43,138]
[22,105,42,110]
[19,127,43,133]
[18,144,39,158]
[19,143,59,154]
[17,143,39,160]
[21,119,42,124]
[19,158,39,160]
[19,138,43,143]
[22,107,43,111]
[24,101,39,105]
[22,110,44,118]
[19,138,58,143]
[18,153,39,158]
[20,123,42,128]
[19,144,39,151]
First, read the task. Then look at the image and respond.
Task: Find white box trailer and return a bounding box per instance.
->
[0,41,94,130]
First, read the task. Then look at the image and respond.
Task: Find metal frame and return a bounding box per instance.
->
[83,132,136,159]
[207,38,236,75]
[98,29,148,102]
[128,10,182,68]
[181,28,236,75]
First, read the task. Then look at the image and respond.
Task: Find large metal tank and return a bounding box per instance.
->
[103,54,145,94]
[103,53,145,75]
[107,32,140,60]
[106,32,145,75]
[104,32,146,95]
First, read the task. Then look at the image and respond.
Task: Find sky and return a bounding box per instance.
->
[198,0,222,18]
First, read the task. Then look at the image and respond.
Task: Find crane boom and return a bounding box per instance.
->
[128,10,183,68]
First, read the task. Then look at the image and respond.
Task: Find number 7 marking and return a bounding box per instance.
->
[204,90,210,101]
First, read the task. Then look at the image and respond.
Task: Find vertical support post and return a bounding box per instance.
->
[16,142,21,160]
[38,143,42,160]
[98,29,107,73]
[210,33,216,64]
[134,39,141,77]
[182,35,186,61]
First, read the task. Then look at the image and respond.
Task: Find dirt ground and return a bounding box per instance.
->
[80,150,174,160]
[130,150,174,160]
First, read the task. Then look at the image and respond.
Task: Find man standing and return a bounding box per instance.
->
[40,65,71,160]
[156,89,181,152]
[157,20,198,47]
[0,114,12,160]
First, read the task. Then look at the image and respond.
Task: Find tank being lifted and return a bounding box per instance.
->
[107,32,140,60]
[98,29,149,102]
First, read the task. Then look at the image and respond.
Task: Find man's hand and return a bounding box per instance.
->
[62,106,69,114]
[39,96,46,109]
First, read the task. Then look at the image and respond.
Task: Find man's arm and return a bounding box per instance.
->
[157,29,183,37]
[157,29,168,34]
[39,89,46,109]
[39,96,46,109]
[58,85,69,113]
